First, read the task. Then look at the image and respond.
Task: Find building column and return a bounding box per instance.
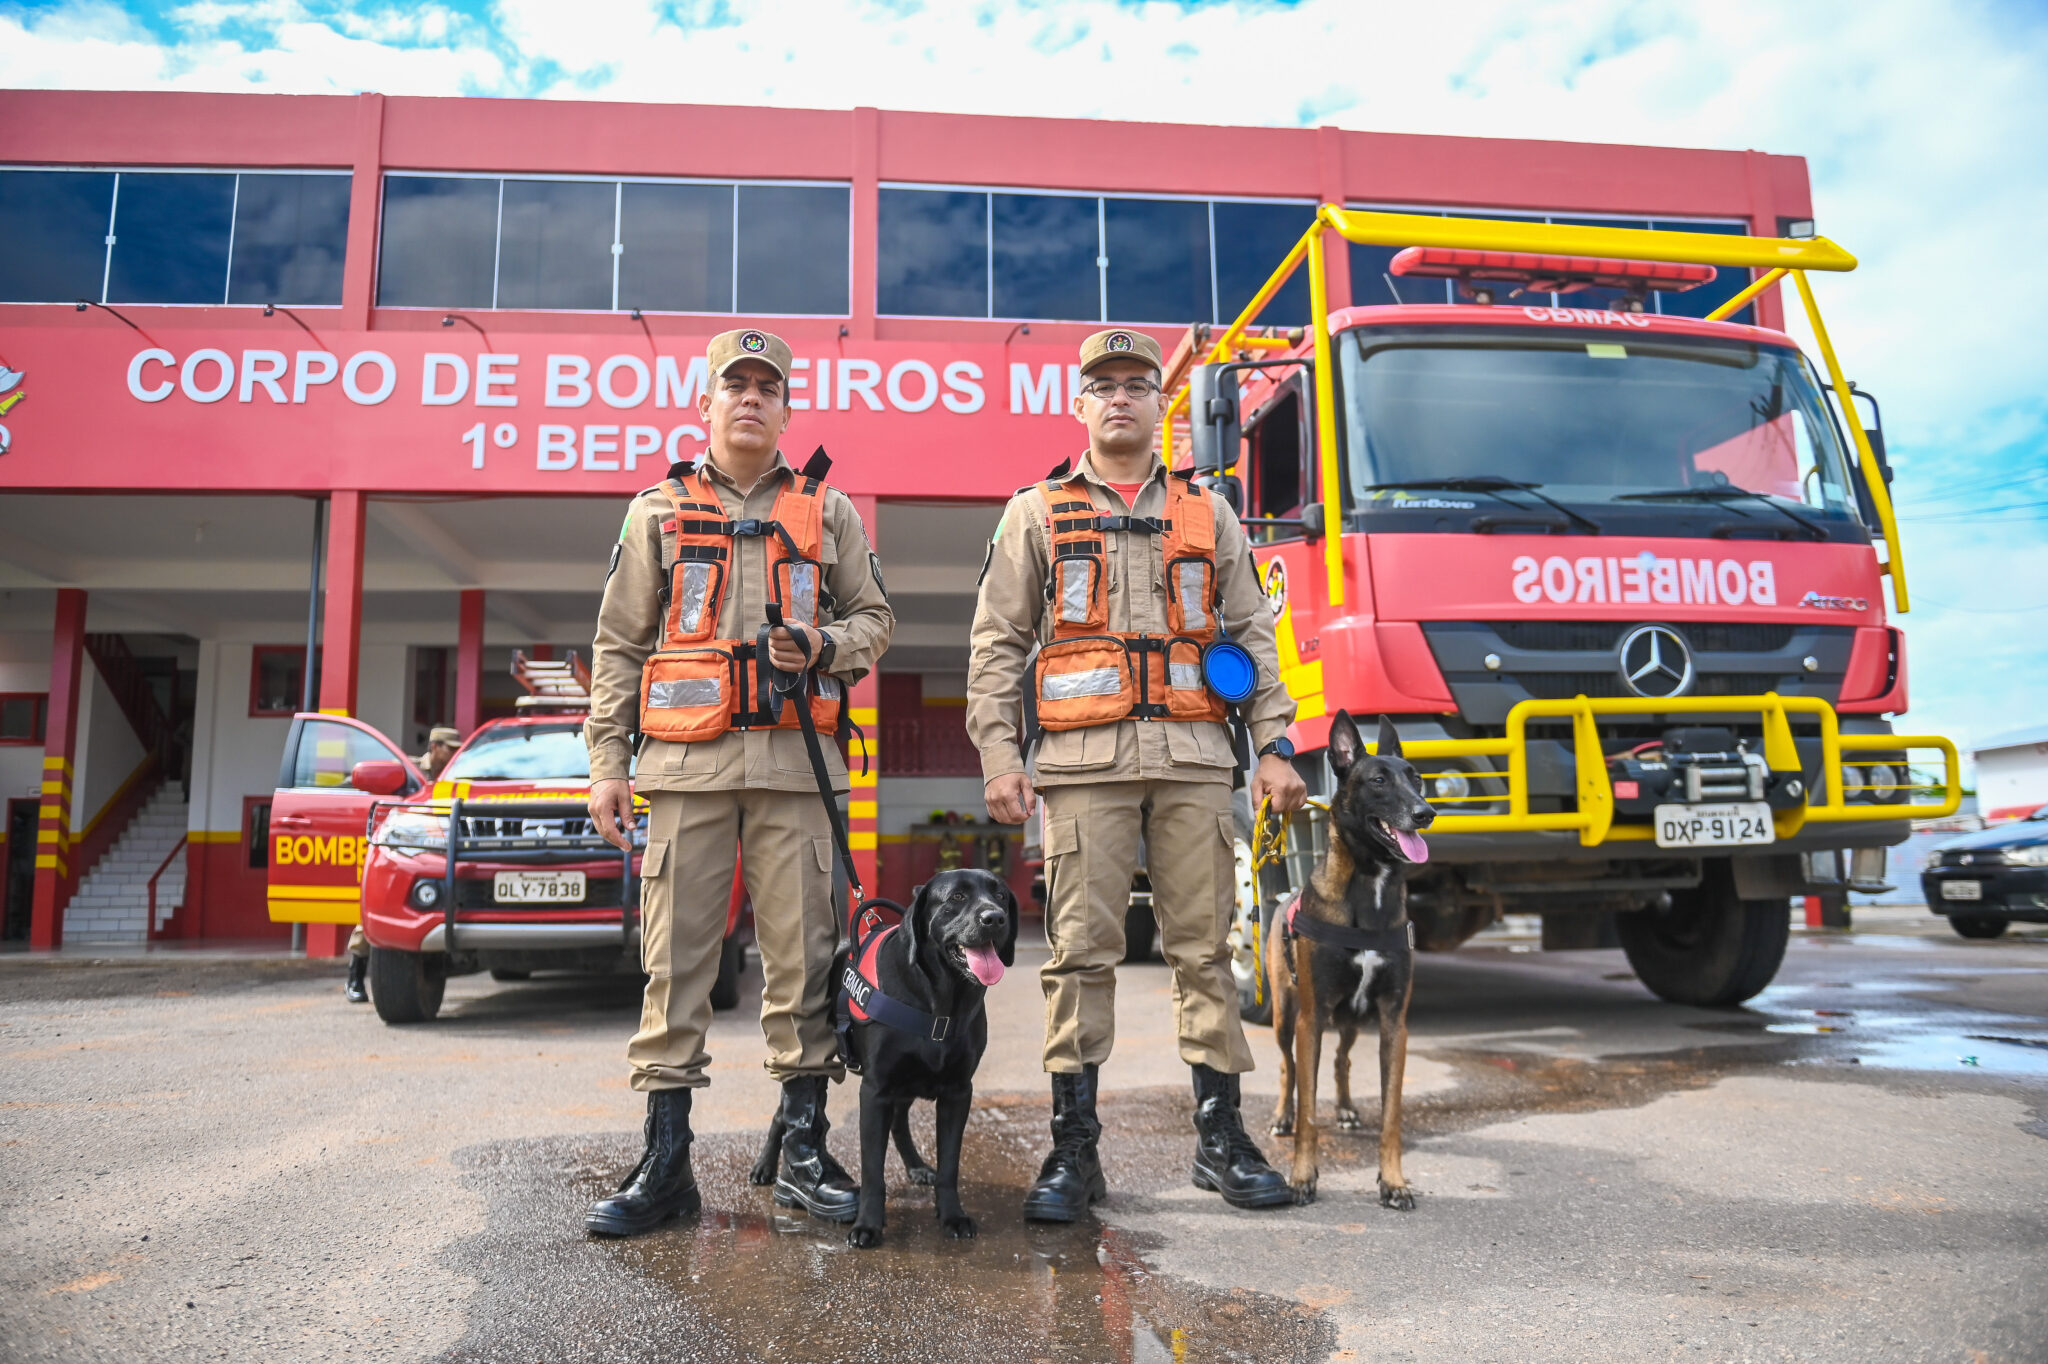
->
[454,589,485,738]
[318,491,366,717]
[29,589,87,950]
[848,106,880,342]
[846,494,880,898]
[340,94,386,331]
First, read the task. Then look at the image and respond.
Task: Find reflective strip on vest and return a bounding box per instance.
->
[1043,666,1122,701]
[1176,561,1210,632]
[649,677,722,709]
[1058,558,1092,624]
[787,561,819,622]
[676,561,716,636]
[1169,661,1203,690]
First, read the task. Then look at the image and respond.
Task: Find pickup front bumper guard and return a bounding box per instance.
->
[1388,694,1959,848]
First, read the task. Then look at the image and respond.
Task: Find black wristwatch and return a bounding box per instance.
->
[814,629,837,672]
[1258,737,1295,760]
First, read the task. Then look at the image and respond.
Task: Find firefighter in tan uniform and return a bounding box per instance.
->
[345,726,462,1003]
[968,329,1307,1219]
[582,329,894,1237]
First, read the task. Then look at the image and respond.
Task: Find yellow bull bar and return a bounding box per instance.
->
[1381,694,1959,848]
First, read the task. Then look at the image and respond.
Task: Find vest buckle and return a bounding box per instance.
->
[729,517,769,537]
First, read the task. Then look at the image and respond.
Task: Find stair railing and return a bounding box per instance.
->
[147,832,189,939]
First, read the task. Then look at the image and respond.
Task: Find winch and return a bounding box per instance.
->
[1607,726,1806,816]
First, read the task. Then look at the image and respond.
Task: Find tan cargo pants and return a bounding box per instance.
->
[1039,780,1254,1075]
[628,787,843,1091]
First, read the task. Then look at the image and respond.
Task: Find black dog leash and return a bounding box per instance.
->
[764,601,869,909]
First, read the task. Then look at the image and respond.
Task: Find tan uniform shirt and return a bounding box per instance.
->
[588,451,893,794]
[966,453,1295,787]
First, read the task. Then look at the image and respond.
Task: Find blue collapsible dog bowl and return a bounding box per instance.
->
[1202,638,1258,704]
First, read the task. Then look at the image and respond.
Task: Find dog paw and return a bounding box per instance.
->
[906,1165,937,1187]
[1290,1177,1318,1206]
[1270,1118,1294,1137]
[847,1224,884,1249]
[1378,1180,1416,1212]
[1335,1107,1362,1131]
[747,1159,777,1187]
[941,1214,978,1240]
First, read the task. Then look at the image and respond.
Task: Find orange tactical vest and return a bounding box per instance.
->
[1032,473,1228,732]
[638,461,843,743]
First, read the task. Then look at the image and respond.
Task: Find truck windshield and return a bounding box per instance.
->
[441,722,592,781]
[1342,329,1860,518]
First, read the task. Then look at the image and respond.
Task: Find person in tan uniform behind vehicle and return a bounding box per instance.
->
[581,328,894,1238]
[344,725,462,1003]
[968,328,1308,1220]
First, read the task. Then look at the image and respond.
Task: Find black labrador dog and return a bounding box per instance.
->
[749,868,1017,1249]
[1264,711,1434,1210]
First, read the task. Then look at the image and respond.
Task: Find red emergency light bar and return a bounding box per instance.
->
[1390,246,1718,301]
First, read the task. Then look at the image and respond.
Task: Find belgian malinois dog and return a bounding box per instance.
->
[1263,711,1433,1208]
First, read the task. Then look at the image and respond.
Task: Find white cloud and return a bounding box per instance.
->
[1,0,2043,754]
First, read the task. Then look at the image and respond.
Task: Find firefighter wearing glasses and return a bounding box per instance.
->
[967,329,1307,1219]
[583,328,894,1237]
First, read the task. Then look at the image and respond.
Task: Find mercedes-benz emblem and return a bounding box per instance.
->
[1617,624,1694,699]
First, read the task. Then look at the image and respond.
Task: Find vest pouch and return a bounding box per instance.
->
[1034,635,1135,732]
[1048,553,1106,631]
[1165,556,1216,636]
[641,646,739,743]
[664,559,725,643]
[773,557,823,628]
[1162,636,1226,721]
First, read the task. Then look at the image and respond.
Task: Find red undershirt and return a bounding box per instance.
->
[1104,480,1146,507]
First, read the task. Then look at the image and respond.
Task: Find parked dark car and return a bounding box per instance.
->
[1920,804,2048,938]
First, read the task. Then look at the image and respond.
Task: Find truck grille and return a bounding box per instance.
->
[1423,621,1853,725]
[455,876,627,909]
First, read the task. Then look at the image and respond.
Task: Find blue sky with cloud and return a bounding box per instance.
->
[3,0,2045,762]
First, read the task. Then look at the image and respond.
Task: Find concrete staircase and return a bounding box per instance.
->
[63,789,188,946]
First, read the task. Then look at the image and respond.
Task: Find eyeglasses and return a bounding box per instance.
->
[1080,377,1162,401]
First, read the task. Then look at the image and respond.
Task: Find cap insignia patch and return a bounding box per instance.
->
[740,331,767,353]
[1106,332,1133,352]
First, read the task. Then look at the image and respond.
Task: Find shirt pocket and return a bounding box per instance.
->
[1034,722,1119,774]
[1165,720,1236,770]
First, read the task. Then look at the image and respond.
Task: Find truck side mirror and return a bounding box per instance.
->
[351,760,410,796]
[1300,502,1326,540]
[1188,364,1241,476]
[1193,471,1243,513]
[1849,385,1891,485]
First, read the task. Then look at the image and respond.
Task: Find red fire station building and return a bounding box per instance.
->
[0,90,1812,954]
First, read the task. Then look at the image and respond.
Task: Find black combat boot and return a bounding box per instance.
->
[771,1076,860,1223]
[344,953,369,1004]
[1022,1064,1107,1222]
[586,1088,702,1236]
[1190,1064,1293,1209]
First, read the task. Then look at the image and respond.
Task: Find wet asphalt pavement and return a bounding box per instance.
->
[3,906,2044,1363]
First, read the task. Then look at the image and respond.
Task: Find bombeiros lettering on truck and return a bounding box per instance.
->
[1158,207,1960,1010]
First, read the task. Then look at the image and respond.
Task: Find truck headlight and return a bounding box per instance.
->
[410,879,444,909]
[381,811,449,850]
[2008,845,2048,867]
[1431,771,1471,802]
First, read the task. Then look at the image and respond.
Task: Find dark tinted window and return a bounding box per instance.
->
[1653,220,1753,323]
[1349,242,1449,306]
[620,182,733,313]
[497,179,615,311]
[735,185,849,314]
[1212,200,1314,326]
[0,170,114,303]
[1546,217,1651,312]
[377,176,498,308]
[993,193,1099,322]
[227,173,350,306]
[106,172,236,305]
[1103,197,1209,325]
[878,188,987,317]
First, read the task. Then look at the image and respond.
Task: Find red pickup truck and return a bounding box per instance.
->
[266,703,750,1024]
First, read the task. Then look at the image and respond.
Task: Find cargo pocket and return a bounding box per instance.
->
[1162,637,1217,720]
[639,840,670,975]
[1034,722,1119,774]
[1165,719,1237,770]
[775,558,822,627]
[813,835,833,873]
[664,560,724,642]
[1034,635,1133,732]
[642,647,737,742]
[1166,557,1214,634]
[1049,553,1105,629]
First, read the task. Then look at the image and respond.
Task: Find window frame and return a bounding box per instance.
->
[249,645,313,719]
[0,693,47,746]
[375,169,853,317]
[0,164,352,308]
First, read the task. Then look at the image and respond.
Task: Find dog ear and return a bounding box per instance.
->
[1327,710,1362,777]
[900,882,928,960]
[998,880,1020,968]
[1376,714,1403,762]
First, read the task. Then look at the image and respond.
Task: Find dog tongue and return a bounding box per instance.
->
[964,944,1006,986]
[1395,829,1430,864]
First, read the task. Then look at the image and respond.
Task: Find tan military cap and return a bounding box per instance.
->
[427,726,461,746]
[1078,328,1164,375]
[707,328,793,382]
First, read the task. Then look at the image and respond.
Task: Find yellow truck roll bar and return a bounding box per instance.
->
[1162,206,1909,612]
[1383,694,1958,847]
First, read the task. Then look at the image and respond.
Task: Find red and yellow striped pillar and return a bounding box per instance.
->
[29,589,87,950]
[846,494,882,900]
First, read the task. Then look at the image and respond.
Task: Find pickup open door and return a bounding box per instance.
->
[267,714,424,927]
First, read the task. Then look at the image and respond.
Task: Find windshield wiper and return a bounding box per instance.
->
[1360,477,1603,534]
[1612,487,1828,541]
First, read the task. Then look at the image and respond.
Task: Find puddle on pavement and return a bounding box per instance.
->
[440,1090,1334,1364]
[1681,997,2048,1080]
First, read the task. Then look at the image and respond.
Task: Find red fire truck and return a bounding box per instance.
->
[1167,208,1960,1009]
[266,653,751,1023]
